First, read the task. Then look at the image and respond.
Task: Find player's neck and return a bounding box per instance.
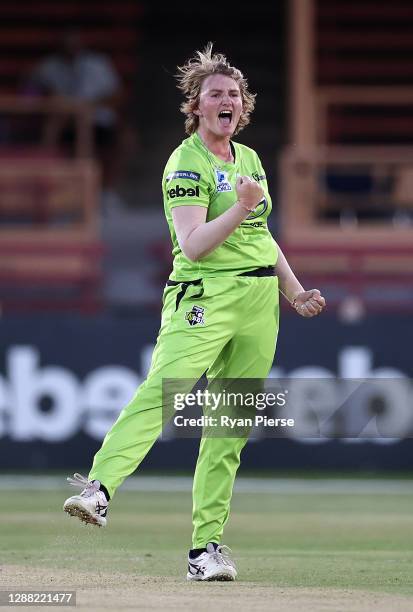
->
[197,130,233,163]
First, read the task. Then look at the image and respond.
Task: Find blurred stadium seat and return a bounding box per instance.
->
[0,153,103,313]
[281,0,413,312]
[0,1,142,95]
[0,1,143,312]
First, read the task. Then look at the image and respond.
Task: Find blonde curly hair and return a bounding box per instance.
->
[176,42,256,136]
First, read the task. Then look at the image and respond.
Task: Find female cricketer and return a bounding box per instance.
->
[63,44,326,581]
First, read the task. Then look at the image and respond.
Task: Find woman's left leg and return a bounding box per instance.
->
[191,277,279,548]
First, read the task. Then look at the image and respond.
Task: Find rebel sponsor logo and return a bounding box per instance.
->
[0,345,141,442]
[0,344,411,444]
[166,170,201,182]
[167,184,200,199]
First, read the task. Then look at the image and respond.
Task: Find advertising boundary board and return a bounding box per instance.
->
[1,312,412,470]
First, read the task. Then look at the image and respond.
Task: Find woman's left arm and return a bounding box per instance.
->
[274,244,326,317]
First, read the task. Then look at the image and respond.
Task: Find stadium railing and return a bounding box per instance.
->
[0,96,104,313]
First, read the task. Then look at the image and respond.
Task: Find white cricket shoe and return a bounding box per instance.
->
[187,542,237,581]
[63,473,108,527]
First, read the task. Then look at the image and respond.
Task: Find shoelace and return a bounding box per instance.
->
[210,545,235,568]
[67,473,100,498]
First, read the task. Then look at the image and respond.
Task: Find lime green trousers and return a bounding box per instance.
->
[89,275,279,547]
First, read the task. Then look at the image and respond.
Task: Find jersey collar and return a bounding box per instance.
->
[194,132,236,167]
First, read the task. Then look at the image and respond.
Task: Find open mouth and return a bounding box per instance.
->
[218,110,232,127]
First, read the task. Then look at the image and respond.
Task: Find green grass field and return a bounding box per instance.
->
[1,477,413,600]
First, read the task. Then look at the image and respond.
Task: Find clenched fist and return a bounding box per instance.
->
[293,289,326,317]
[236,175,264,212]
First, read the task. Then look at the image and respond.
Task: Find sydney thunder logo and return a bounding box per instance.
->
[247,197,268,220]
[185,305,205,326]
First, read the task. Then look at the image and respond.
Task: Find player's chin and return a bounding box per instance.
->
[216,122,235,137]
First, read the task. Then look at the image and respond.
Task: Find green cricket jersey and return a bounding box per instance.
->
[162,131,278,280]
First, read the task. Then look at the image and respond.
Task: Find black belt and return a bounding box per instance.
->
[238,265,276,277]
[166,278,202,287]
[166,266,276,286]
[166,267,276,311]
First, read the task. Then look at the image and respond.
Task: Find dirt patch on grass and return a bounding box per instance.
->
[1,565,412,611]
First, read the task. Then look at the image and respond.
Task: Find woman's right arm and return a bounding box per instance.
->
[172,176,263,262]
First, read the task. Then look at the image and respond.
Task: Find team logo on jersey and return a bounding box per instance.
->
[252,172,266,182]
[246,197,268,220]
[185,305,205,326]
[215,169,232,192]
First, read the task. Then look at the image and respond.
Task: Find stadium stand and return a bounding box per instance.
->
[0,1,143,312]
[0,2,142,95]
[280,0,413,311]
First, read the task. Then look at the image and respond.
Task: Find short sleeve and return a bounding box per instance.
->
[163,151,210,209]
